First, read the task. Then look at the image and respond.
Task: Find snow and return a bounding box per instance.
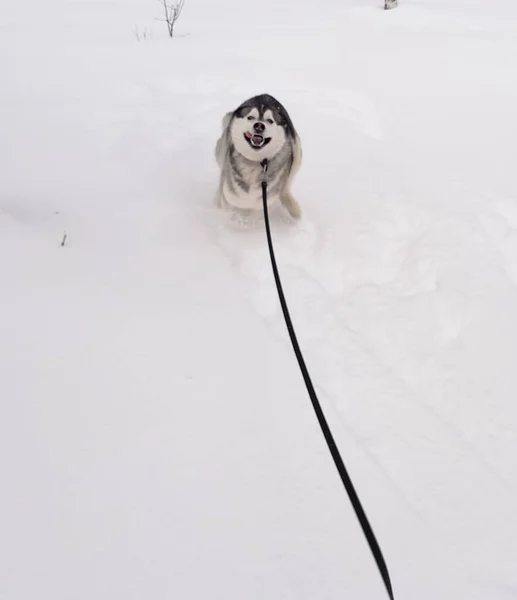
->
[2,0,517,598]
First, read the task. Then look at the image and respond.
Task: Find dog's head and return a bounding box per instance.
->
[228,94,296,162]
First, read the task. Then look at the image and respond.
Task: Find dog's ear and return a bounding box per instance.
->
[221,111,232,130]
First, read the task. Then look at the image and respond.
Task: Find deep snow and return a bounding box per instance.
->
[2,0,517,598]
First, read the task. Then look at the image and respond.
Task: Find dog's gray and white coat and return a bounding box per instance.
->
[214,94,302,219]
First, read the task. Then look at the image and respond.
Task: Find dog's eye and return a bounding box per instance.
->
[266,118,274,124]
[247,115,254,121]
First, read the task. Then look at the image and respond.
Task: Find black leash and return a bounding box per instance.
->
[260,159,394,600]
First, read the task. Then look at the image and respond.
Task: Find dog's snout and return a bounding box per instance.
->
[253,121,265,133]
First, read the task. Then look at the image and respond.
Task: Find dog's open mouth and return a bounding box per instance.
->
[244,131,272,149]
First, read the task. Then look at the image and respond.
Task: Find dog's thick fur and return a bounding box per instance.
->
[214,94,302,219]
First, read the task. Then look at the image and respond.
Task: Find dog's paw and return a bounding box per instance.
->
[282,196,302,220]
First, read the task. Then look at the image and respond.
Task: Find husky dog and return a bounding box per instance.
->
[214,94,302,219]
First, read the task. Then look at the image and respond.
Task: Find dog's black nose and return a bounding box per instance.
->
[253,121,265,133]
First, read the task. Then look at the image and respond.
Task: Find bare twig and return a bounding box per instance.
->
[384,0,398,9]
[133,26,149,41]
[61,231,67,247]
[160,0,186,38]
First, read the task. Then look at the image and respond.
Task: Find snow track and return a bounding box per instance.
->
[207,170,517,591]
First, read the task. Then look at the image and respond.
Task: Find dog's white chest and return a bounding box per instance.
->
[223,162,279,210]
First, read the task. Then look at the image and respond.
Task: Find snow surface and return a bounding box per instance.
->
[2,0,517,598]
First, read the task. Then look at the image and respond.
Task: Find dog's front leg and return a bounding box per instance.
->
[214,179,224,208]
[280,190,302,219]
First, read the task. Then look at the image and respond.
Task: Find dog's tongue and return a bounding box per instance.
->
[251,134,263,146]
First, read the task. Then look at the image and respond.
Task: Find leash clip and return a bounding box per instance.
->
[260,159,268,184]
